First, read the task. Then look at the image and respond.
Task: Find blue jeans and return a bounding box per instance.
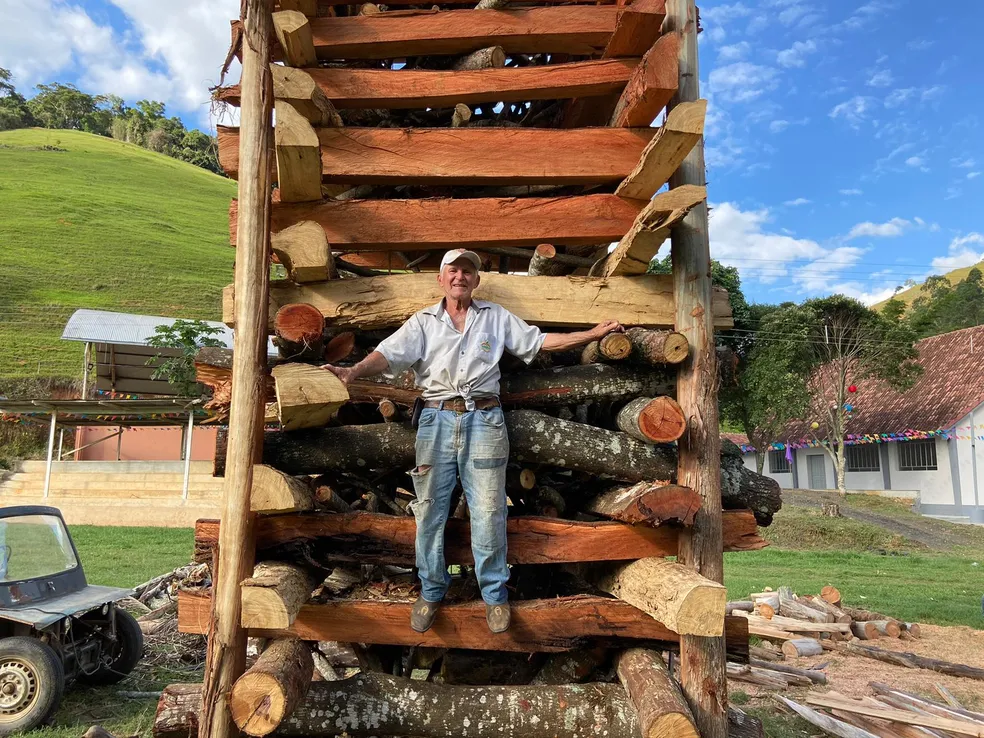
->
[409,406,509,605]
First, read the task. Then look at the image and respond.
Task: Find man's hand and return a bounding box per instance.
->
[589,320,624,340]
[320,363,359,385]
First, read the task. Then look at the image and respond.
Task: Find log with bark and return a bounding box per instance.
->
[821,641,984,682]
[229,639,313,736]
[615,396,686,443]
[250,465,313,514]
[781,638,823,658]
[273,303,325,361]
[240,561,316,630]
[625,327,689,365]
[584,482,700,526]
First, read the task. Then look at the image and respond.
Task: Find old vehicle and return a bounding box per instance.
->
[0,506,143,734]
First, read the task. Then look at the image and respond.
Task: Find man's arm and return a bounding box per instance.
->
[541,320,623,353]
[320,350,389,385]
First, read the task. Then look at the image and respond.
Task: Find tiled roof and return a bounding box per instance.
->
[721,432,750,446]
[784,324,984,437]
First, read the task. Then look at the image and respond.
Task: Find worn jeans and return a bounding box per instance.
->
[409,406,509,605]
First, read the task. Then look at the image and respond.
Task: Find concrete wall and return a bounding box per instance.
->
[75,426,218,462]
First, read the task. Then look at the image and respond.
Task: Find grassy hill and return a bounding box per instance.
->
[0,128,236,379]
[873,259,984,310]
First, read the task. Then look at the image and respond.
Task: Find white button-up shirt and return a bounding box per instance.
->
[375,299,545,409]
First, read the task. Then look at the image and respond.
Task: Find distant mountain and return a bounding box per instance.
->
[873,260,984,311]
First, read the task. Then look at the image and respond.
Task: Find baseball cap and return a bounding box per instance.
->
[440,248,482,271]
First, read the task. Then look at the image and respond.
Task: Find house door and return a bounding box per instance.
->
[807,455,827,489]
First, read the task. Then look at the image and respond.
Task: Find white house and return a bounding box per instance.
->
[733,324,984,520]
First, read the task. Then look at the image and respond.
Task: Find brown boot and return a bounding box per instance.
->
[486,602,510,633]
[410,596,440,633]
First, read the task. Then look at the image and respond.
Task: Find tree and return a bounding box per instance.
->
[147,320,225,397]
[904,268,984,339]
[0,68,34,131]
[757,296,920,495]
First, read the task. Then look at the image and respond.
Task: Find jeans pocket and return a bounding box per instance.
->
[477,408,505,428]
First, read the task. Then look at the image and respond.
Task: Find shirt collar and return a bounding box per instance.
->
[422,298,492,317]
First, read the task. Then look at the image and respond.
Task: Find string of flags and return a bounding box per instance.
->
[739,428,955,454]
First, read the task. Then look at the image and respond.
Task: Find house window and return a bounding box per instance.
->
[846,445,880,472]
[897,439,937,471]
[768,449,790,474]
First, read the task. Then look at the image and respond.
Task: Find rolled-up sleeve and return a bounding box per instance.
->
[375,316,424,375]
[501,307,545,364]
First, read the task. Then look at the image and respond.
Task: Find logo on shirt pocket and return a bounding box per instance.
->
[474,332,496,362]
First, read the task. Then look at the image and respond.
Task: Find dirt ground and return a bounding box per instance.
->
[738,623,984,710]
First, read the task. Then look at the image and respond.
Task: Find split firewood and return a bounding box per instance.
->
[615,396,686,444]
[616,649,698,738]
[229,639,314,736]
[270,66,343,128]
[272,10,317,67]
[251,464,314,514]
[274,100,323,202]
[241,561,316,630]
[273,303,325,361]
[272,363,349,431]
[584,482,699,527]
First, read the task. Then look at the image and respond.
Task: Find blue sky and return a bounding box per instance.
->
[1,0,981,305]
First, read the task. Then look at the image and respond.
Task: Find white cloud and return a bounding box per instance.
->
[905,155,929,172]
[839,188,863,195]
[907,39,934,51]
[718,42,751,62]
[847,218,910,239]
[707,62,780,103]
[829,96,875,128]
[777,39,817,68]
[952,157,977,169]
[701,3,753,41]
[784,197,811,206]
[930,233,984,271]
[840,0,896,30]
[867,69,894,87]
[792,246,867,293]
[884,87,916,108]
[770,120,790,133]
[969,172,982,180]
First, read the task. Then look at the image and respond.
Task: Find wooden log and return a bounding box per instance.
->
[821,585,842,605]
[154,683,202,738]
[322,332,355,363]
[312,480,352,513]
[526,243,566,277]
[726,601,754,614]
[594,184,706,277]
[584,482,699,526]
[251,465,313,514]
[271,221,334,283]
[851,621,880,640]
[230,273,734,332]
[438,649,541,685]
[599,331,632,359]
[450,103,471,127]
[616,396,686,443]
[625,327,689,365]
[453,45,506,70]
[218,59,639,111]
[587,557,726,636]
[781,638,823,658]
[748,644,781,661]
[804,693,984,737]
[273,303,324,360]
[617,648,698,738]
[903,622,922,638]
[777,696,881,738]
[611,32,680,127]
[275,101,322,202]
[179,590,752,657]
[778,587,832,623]
[241,561,316,630]
[530,648,608,684]
[616,99,706,200]
[842,606,895,622]
[603,0,666,58]
[377,399,399,422]
[803,595,852,624]
[728,707,765,738]
[199,2,271,736]
[302,6,619,59]
[727,663,797,689]
[273,10,317,67]
[157,674,641,738]
[272,363,349,431]
[739,615,849,634]
[269,67,342,126]
[229,639,313,736]
[870,620,902,638]
[870,682,984,725]
[750,660,827,684]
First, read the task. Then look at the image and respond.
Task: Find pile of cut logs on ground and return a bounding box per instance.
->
[160,0,791,735]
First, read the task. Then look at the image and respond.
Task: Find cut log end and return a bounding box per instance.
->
[599,332,632,360]
[781,638,823,658]
[274,303,325,346]
[661,332,689,364]
[820,585,841,605]
[230,671,291,734]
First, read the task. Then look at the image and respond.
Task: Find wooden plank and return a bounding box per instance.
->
[595,185,706,277]
[219,127,658,185]
[178,590,751,655]
[604,0,666,58]
[215,59,639,110]
[230,193,644,249]
[611,31,680,127]
[222,273,735,330]
[193,509,766,566]
[305,7,618,59]
[616,99,706,200]
[805,694,984,737]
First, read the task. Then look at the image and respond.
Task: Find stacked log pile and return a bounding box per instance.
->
[164,1,785,736]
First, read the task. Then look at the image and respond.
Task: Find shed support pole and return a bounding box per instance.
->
[198,1,274,738]
[82,342,90,399]
[182,411,194,501]
[43,412,57,499]
[666,2,728,737]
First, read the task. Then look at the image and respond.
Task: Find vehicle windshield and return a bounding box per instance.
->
[0,514,78,582]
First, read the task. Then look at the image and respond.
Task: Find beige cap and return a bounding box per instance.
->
[440,248,482,271]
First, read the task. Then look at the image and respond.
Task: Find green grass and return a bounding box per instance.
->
[0,129,235,378]
[70,524,195,588]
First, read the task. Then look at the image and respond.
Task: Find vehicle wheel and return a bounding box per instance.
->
[0,636,65,736]
[85,609,144,685]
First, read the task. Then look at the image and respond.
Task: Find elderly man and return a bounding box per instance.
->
[323,249,621,634]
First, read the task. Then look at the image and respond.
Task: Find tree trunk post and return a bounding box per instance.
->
[666,1,728,736]
[199,2,274,737]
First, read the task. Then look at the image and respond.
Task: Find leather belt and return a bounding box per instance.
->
[424,397,500,412]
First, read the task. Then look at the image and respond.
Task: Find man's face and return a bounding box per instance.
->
[438,259,480,301]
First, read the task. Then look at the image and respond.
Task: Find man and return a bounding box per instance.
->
[323,249,621,634]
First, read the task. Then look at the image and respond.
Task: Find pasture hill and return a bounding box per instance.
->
[0,128,235,380]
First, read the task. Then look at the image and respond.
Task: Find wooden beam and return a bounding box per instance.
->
[616,99,707,200]
[241,561,315,629]
[250,464,313,514]
[222,126,658,186]
[216,59,639,110]
[179,590,752,655]
[274,101,322,202]
[304,7,618,59]
[223,273,735,330]
[269,67,342,127]
[272,10,317,67]
[199,0,272,737]
[272,363,348,431]
[603,0,667,58]
[611,31,680,127]
[194,509,766,567]
[230,193,645,251]
[595,185,707,277]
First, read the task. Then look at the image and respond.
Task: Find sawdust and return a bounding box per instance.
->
[738,624,984,711]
